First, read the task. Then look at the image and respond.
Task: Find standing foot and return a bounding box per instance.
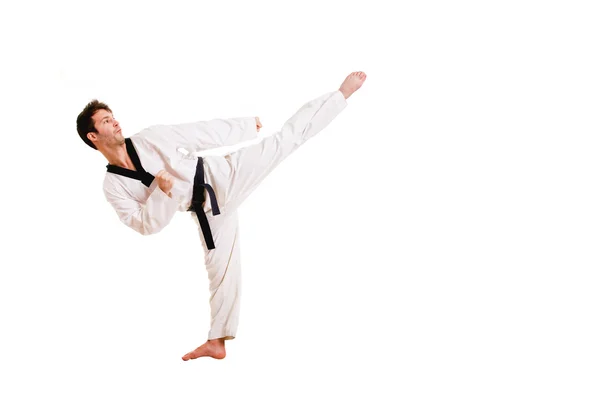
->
[339,71,367,99]
[182,338,226,361]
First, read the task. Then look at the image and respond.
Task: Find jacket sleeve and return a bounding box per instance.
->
[104,181,180,236]
[150,117,258,152]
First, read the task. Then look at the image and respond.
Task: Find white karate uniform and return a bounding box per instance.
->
[104,90,347,340]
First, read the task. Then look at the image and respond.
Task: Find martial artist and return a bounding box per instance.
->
[76,71,367,360]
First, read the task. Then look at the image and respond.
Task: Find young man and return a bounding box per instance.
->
[76,71,367,360]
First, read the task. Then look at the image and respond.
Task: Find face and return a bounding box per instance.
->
[88,109,124,148]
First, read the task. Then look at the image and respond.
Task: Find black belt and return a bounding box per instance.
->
[188,157,220,249]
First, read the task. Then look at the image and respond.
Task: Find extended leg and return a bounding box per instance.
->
[222,91,346,210]
[199,71,366,214]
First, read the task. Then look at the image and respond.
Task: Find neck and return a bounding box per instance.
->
[101,141,135,170]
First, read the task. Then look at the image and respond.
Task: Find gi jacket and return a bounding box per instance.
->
[103,117,258,236]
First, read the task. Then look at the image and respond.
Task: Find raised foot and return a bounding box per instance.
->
[182,338,226,361]
[339,71,367,99]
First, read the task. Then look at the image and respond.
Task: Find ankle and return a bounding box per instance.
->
[339,88,350,99]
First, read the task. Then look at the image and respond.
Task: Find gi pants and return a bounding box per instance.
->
[191,90,347,340]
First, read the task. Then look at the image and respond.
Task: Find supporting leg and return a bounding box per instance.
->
[182,210,241,361]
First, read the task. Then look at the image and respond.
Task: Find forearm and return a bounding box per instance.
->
[162,116,259,151]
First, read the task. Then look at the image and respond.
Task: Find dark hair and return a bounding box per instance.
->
[76,99,112,150]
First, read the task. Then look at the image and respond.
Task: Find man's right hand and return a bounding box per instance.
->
[255,117,262,132]
[156,170,174,197]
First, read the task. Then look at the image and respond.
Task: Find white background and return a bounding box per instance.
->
[1,0,599,399]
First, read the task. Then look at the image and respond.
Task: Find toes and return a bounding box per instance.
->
[182,350,198,360]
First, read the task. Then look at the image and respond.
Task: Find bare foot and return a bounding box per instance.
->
[339,71,367,99]
[182,338,226,361]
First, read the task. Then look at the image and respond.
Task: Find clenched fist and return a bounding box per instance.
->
[255,117,262,132]
[156,170,174,197]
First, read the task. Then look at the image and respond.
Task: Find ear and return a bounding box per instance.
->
[87,132,98,144]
